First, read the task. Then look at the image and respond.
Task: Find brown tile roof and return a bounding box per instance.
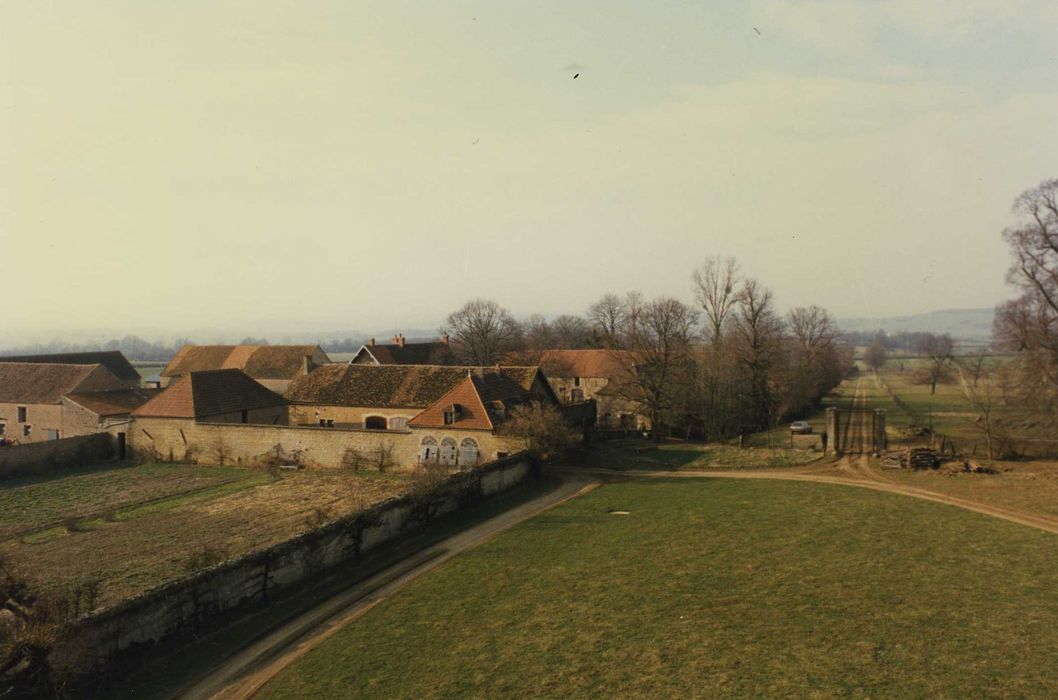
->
[65,388,160,417]
[132,369,287,419]
[161,345,327,380]
[507,349,632,380]
[408,373,533,430]
[0,362,105,404]
[0,351,140,384]
[354,342,454,365]
[286,364,545,409]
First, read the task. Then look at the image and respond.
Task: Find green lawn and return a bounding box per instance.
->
[260,478,1058,699]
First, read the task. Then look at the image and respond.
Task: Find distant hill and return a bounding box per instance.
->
[837,308,995,342]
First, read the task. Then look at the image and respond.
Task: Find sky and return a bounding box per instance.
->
[2,1,1057,342]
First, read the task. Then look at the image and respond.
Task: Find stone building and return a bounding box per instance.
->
[0,361,136,443]
[285,364,556,430]
[160,345,331,393]
[349,334,454,365]
[514,349,650,430]
[132,369,289,425]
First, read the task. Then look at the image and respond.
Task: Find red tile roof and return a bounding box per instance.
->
[132,369,287,419]
[507,349,633,380]
[161,345,327,380]
[408,372,535,431]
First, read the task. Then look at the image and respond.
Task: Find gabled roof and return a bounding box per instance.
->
[0,362,106,404]
[351,342,453,366]
[0,351,140,384]
[286,364,547,409]
[65,388,160,417]
[161,345,328,380]
[507,349,632,380]
[408,372,533,431]
[132,369,287,419]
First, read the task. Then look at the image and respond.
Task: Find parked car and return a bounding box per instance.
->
[788,421,813,434]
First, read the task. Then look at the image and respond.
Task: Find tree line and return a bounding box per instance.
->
[440,258,852,441]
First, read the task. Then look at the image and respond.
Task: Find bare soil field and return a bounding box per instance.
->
[1,463,411,608]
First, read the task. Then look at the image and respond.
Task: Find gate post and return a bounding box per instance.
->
[874,410,887,453]
[826,407,841,455]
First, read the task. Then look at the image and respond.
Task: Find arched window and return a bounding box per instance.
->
[459,438,479,467]
[364,416,387,430]
[389,416,409,431]
[439,437,458,466]
[419,436,438,463]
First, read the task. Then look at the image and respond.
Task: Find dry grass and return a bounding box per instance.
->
[2,464,411,608]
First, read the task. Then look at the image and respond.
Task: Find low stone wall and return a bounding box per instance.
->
[0,433,117,480]
[60,454,535,672]
[130,417,519,471]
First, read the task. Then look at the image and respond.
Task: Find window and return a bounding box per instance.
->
[389,416,408,431]
[364,416,387,430]
[443,404,461,425]
[419,436,438,463]
[0,423,5,435]
[17,407,27,423]
[497,451,509,459]
[439,438,458,465]
[319,419,335,428]
[459,438,479,467]
[574,377,581,387]
[241,409,249,424]
[23,425,32,437]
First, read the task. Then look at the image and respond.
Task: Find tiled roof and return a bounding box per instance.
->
[507,349,632,380]
[286,364,544,409]
[161,345,327,380]
[408,373,532,430]
[0,351,140,384]
[65,388,160,417]
[0,362,104,404]
[132,369,287,419]
[354,342,454,365]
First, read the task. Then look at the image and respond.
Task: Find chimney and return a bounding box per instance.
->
[301,356,310,374]
[368,338,375,347]
[392,333,405,348]
[440,333,450,345]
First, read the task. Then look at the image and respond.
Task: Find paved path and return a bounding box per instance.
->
[182,476,601,700]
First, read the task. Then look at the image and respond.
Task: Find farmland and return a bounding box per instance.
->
[259,477,1058,699]
[1,463,411,607]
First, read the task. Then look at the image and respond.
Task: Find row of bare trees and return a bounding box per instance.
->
[440,257,852,440]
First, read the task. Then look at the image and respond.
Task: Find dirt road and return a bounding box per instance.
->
[181,476,600,700]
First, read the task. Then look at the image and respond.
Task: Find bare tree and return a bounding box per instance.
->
[915,333,955,395]
[587,293,627,340]
[442,299,523,365]
[551,314,591,348]
[956,364,1003,460]
[500,402,575,460]
[787,306,837,357]
[996,178,1058,421]
[864,337,888,370]
[606,296,698,439]
[523,314,555,350]
[731,279,785,431]
[692,256,740,345]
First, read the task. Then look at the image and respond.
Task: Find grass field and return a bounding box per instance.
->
[259,478,1058,699]
[578,439,820,470]
[2,463,412,607]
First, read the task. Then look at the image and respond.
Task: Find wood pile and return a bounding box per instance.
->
[879,447,940,470]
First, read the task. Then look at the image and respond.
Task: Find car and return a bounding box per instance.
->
[788,421,813,434]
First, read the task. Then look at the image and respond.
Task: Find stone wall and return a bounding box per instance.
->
[130,417,520,470]
[0,432,117,479]
[61,454,535,672]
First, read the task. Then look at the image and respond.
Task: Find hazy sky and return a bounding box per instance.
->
[3,1,1057,341]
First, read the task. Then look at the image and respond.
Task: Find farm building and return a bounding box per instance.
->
[285,364,557,431]
[0,351,141,388]
[509,349,650,430]
[349,334,454,366]
[0,361,138,443]
[160,345,331,393]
